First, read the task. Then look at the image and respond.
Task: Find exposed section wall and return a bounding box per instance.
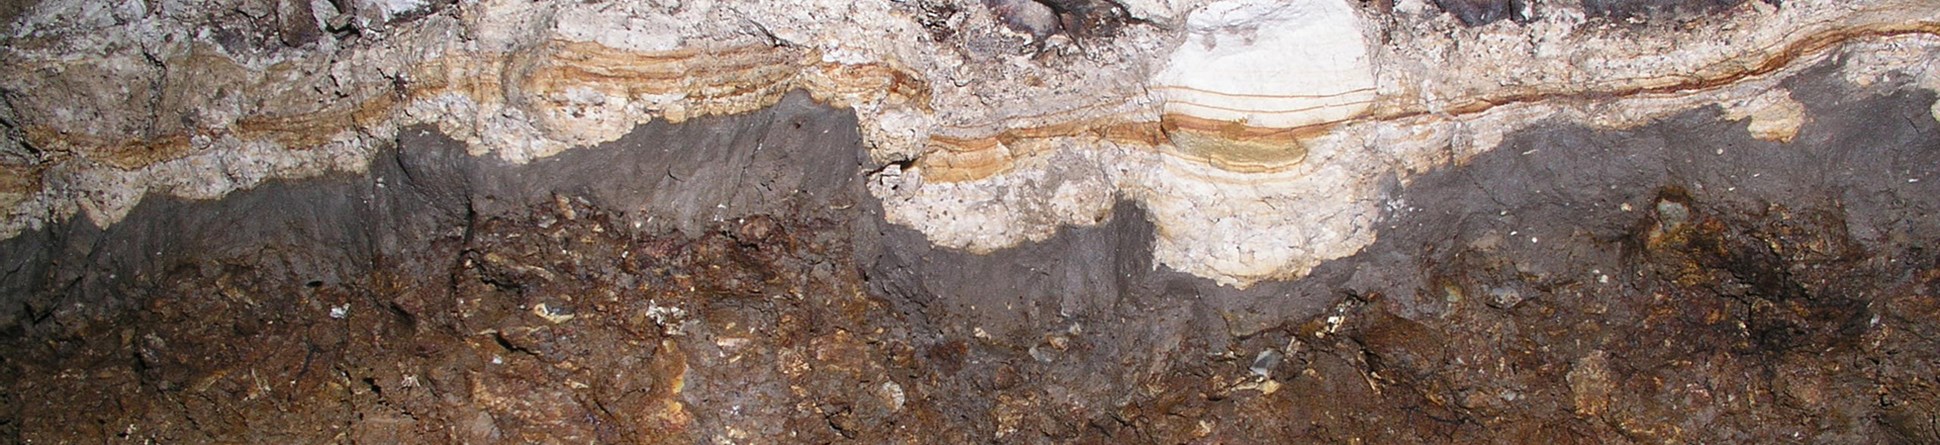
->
[3,0,1939,286]
[3,63,1936,443]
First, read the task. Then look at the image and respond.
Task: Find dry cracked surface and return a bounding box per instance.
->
[3,0,1940,443]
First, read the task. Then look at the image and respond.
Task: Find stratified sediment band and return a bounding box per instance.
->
[3,0,1938,286]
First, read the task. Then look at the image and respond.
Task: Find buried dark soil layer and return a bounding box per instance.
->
[3,72,1940,443]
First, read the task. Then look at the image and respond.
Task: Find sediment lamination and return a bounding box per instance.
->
[3,0,1939,285]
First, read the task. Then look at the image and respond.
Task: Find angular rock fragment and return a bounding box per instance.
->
[276,0,323,47]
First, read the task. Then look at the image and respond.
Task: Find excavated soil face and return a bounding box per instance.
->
[4,71,1940,443]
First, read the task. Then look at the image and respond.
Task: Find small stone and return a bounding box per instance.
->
[533,303,576,324]
[1487,287,1524,308]
[1249,349,1284,378]
[1029,344,1055,362]
[989,0,1061,41]
[276,0,323,47]
[1655,199,1690,227]
[1568,351,1614,416]
[876,381,906,411]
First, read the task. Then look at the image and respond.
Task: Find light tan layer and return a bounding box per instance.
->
[911,19,1940,182]
[7,39,924,167]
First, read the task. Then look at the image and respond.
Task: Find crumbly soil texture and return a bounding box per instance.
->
[4,75,1940,443]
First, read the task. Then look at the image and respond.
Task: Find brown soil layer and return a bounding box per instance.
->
[3,71,1939,443]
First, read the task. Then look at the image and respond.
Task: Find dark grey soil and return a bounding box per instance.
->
[3,64,1938,443]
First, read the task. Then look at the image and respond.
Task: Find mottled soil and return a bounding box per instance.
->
[3,76,1939,443]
